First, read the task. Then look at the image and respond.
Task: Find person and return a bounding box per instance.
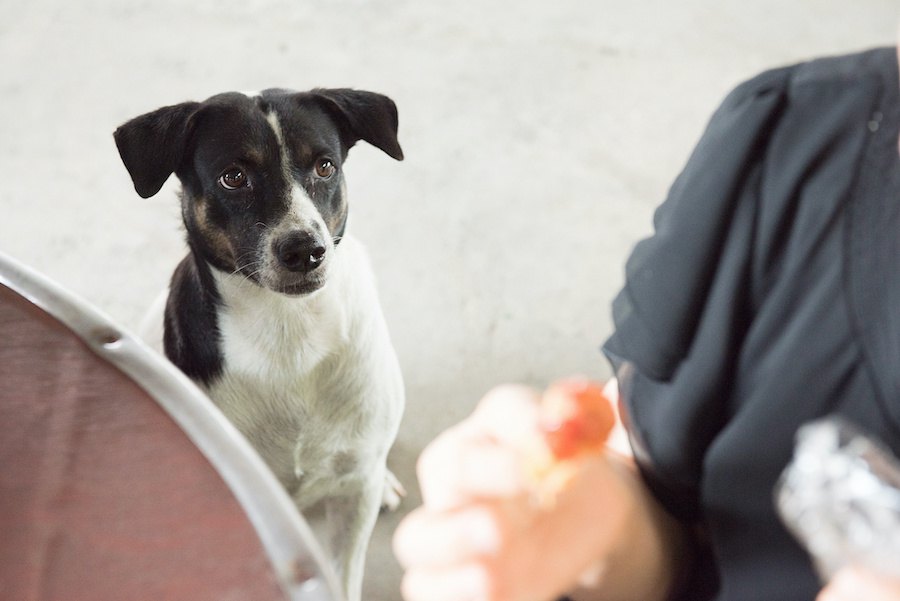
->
[392,44,900,601]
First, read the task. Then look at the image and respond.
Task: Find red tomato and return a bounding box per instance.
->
[538,378,615,461]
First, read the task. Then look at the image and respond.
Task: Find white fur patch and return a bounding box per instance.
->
[257,112,336,286]
[265,110,286,146]
[206,237,404,504]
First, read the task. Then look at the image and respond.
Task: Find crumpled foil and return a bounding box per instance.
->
[775,416,900,580]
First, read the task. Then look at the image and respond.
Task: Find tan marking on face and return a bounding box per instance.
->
[193,197,235,267]
[322,178,348,234]
[244,147,265,166]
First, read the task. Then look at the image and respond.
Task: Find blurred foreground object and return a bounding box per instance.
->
[777,416,900,580]
[0,252,340,601]
[526,378,616,507]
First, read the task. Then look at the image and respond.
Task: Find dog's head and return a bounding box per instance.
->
[114,88,403,296]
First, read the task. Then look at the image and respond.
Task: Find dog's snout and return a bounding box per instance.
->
[274,232,327,273]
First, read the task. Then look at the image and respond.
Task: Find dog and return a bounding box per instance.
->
[114,88,406,601]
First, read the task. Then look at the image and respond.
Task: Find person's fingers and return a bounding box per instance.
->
[393,505,504,567]
[416,387,542,510]
[415,424,526,509]
[397,454,630,601]
[401,563,492,601]
[414,426,465,509]
[469,384,541,444]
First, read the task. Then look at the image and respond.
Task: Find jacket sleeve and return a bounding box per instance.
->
[603,68,790,521]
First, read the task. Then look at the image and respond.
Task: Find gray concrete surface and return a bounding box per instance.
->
[1,1,897,599]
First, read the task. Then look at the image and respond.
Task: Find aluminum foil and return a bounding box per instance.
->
[775,416,900,580]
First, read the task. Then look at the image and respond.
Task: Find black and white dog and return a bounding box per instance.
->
[114,88,405,601]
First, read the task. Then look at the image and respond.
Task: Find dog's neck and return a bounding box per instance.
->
[207,241,356,378]
[212,267,329,315]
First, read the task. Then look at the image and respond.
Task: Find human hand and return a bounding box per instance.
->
[817,566,900,601]
[392,383,659,601]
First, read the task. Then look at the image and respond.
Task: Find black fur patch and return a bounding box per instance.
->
[163,255,224,385]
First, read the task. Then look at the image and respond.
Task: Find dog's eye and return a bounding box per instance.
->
[315,159,336,179]
[218,168,248,190]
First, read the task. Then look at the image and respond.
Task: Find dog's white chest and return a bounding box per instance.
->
[204,244,403,505]
[207,364,377,504]
[216,284,345,381]
[210,289,349,485]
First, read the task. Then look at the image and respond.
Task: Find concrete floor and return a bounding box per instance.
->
[1,1,897,599]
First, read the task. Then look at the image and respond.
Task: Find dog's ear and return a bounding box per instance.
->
[312,89,404,161]
[114,102,201,198]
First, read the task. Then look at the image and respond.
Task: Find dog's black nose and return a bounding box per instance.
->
[274,232,327,273]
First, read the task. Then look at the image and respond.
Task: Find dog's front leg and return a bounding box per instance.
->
[322,479,384,601]
[381,468,407,511]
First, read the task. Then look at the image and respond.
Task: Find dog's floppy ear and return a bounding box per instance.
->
[312,89,404,161]
[114,102,201,198]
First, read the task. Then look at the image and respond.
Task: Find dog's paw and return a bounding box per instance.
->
[381,469,407,512]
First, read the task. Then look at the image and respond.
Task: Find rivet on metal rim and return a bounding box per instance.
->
[94,328,123,350]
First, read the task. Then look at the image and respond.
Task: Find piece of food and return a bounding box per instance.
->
[539,378,616,460]
[525,378,616,505]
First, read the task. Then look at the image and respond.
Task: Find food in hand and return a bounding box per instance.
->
[540,378,616,459]
[525,378,616,505]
